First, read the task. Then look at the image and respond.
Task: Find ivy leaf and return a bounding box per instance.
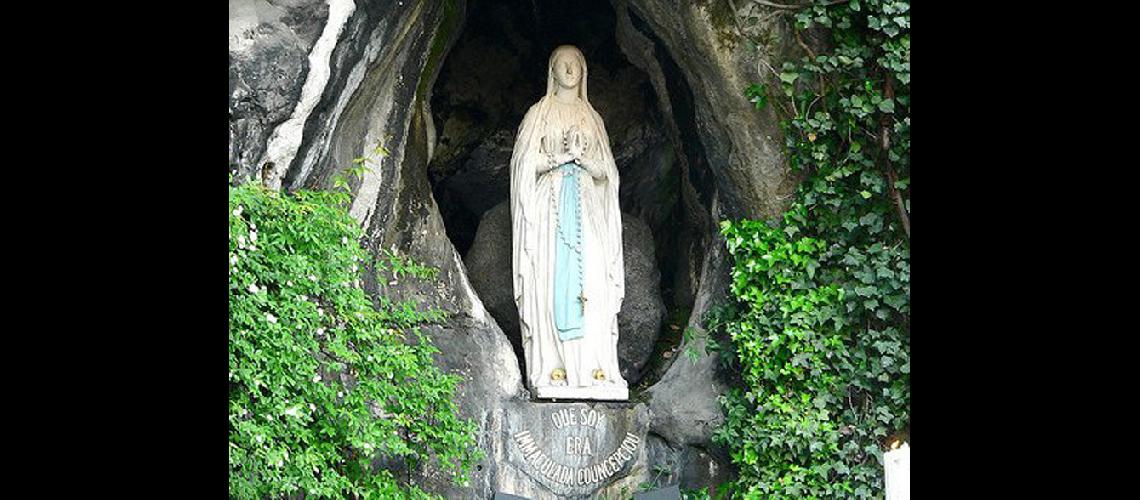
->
[745,83,769,110]
[834,461,850,475]
[858,213,881,227]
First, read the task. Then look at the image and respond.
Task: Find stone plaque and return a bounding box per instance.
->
[496,401,650,498]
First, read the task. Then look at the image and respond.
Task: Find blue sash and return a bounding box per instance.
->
[554,163,584,341]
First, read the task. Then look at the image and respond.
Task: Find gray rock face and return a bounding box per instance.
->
[463,202,520,354]
[633,196,734,493]
[465,201,666,384]
[643,432,730,494]
[343,6,532,494]
[401,317,529,497]
[615,0,800,220]
[440,129,516,218]
[616,213,667,381]
[228,0,329,179]
[646,215,730,448]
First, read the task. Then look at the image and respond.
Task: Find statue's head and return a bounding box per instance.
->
[546,45,589,102]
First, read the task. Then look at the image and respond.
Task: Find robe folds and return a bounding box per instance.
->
[510,94,626,391]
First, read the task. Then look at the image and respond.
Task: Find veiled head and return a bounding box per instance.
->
[546,45,589,103]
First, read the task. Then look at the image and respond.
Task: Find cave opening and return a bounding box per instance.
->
[427,0,713,388]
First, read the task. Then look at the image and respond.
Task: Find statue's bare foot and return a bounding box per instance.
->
[591,369,607,385]
[551,368,568,386]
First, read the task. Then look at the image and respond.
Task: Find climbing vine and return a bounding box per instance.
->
[228,180,481,498]
[710,1,909,498]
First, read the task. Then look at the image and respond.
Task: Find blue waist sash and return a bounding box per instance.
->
[553,163,584,341]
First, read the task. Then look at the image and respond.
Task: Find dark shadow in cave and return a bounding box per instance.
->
[428,0,713,388]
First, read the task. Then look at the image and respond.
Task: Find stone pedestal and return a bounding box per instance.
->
[533,385,629,401]
[493,401,651,499]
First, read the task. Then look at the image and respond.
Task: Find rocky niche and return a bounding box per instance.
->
[430,0,711,391]
[229,0,799,496]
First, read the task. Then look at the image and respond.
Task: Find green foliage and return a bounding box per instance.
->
[744,83,769,110]
[711,1,910,498]
[638,463,677,493]
[229,182,481,498]
[334,139,390,193]
[375,249,441,282]
[683,484,733,500]
[681,322,729,367]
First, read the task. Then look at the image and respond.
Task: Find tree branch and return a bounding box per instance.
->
[725,0,750,40]
[879,75,910,239]
[794,25,816,60]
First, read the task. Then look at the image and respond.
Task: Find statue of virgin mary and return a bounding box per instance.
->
[510,45,627,400]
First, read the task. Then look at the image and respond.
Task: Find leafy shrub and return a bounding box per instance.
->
[709,1,910,498]
[228,182,481,498]
[713,208,908,498]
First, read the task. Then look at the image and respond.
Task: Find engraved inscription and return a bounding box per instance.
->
[550,408,607,430]
[513,430,641,486]
[566,436,593,455]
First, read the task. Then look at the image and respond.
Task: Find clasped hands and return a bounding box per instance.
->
[542,126,603,178]
[552,126,588,166]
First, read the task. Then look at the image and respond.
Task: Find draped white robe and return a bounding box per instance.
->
[510,58,625,396]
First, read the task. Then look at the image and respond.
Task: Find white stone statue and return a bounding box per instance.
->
[510,45,627,400]
[884,442,910,500]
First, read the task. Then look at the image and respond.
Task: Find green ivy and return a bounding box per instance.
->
[228,182,481,498]
[710,1,910,498]
[375,249,441,282]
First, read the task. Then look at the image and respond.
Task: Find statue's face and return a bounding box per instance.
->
[552,53,582,90]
